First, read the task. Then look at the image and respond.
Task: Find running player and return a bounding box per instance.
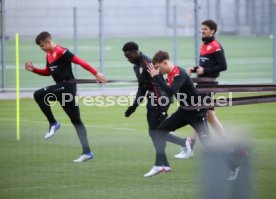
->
[25,31,107,163]
[145,51,240,181]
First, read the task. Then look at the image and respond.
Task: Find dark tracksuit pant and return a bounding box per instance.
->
[33,82,91,154]
[146,101,188,166]
[154,108,210,166]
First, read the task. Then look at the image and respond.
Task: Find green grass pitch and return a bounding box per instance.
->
[0,99,276,199]
[0,35,275,198]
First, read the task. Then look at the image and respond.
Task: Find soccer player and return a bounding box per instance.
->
[144,50,210,177]
[122,42,188,169]
[174,19,227,159]
[145,51,239,180]
[25,31,107,163]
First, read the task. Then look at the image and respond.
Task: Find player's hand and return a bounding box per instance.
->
[187,67,194,76]
[147,63,159,77]
[196,66,204,75]
[125,106,136,117]
[95,72,107,84]
[25,61,35,72]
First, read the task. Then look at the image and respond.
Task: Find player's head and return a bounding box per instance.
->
[35,31,53,52]
[201,20,217,38]
[122,42,140,64]
[152,50,171,74]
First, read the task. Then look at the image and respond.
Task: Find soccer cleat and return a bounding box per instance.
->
[227,166,240,181]
[174,147,188,159]
[163,166,172,172]
[144,166,171,177]
[44,122,61,139]
[185,150,194,159]
[184,137,194,159]
[73,152,94,163]
[174,138,194,159]
[174,149,194,159]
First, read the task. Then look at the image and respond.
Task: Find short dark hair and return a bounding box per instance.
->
[35,31,52,45]
[202,19,217,34]
[122,42,139,52]
[152,50,170,65]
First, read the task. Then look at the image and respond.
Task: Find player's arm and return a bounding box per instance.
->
[133,85,147,107]
[61,48,107,83]
[203,50,227,75]
[147,63,185,96]
[152,75,184,96]
[71,55,107,83]
[125,83,147,117]
[25,61,51,76]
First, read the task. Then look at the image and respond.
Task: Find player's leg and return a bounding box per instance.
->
[178,109,224,158]
[175,113,210,160]
[188,114,211,147]
[33,85,61,139]
[207,110,225,136]
[146,106,172,172]
[145,108,170,176]
[174,128,197,159]
[144,109,188,177]
[189,114,240,180]
[59,83,92,162]
[148,108,187,147]
[146,103,182,164]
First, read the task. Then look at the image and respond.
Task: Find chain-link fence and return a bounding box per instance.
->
[0,0,274,91]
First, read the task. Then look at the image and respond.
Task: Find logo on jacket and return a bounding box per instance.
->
[207,45,212,51]
[49,65,58,71]
[139,67,143,74]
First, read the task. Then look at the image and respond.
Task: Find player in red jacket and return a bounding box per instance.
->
[25,31,107,163]
[175,20,228,159]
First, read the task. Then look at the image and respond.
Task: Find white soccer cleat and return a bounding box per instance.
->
[174,147,188,159]
[185,137,192,153]
[44,122,61,139]
[73,152,94,163]
[185,150,194,159]
[163,166,172,172]
[174,149,194,159]
[174,138,194,159]
[184,137,194,159]
[144,166,171,177]
[227,166,240,181]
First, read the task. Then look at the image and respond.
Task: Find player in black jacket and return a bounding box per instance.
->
[122,42,188,168]
[145,51,239,180]
[175,19,228,159]
[144,50,210,177]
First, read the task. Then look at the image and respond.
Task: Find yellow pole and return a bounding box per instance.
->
[15,33,20,141]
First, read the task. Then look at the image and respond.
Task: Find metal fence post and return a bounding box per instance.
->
[1,0,6,92]
[99,0,104,75]
[173,5,177,65]
[235,0,240,35]
[215,0,221,36]
[273,0,276,83]
[73,7,78,78]
[194,0,200,66]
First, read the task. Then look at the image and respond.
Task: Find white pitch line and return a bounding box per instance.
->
[0,117,138,131]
